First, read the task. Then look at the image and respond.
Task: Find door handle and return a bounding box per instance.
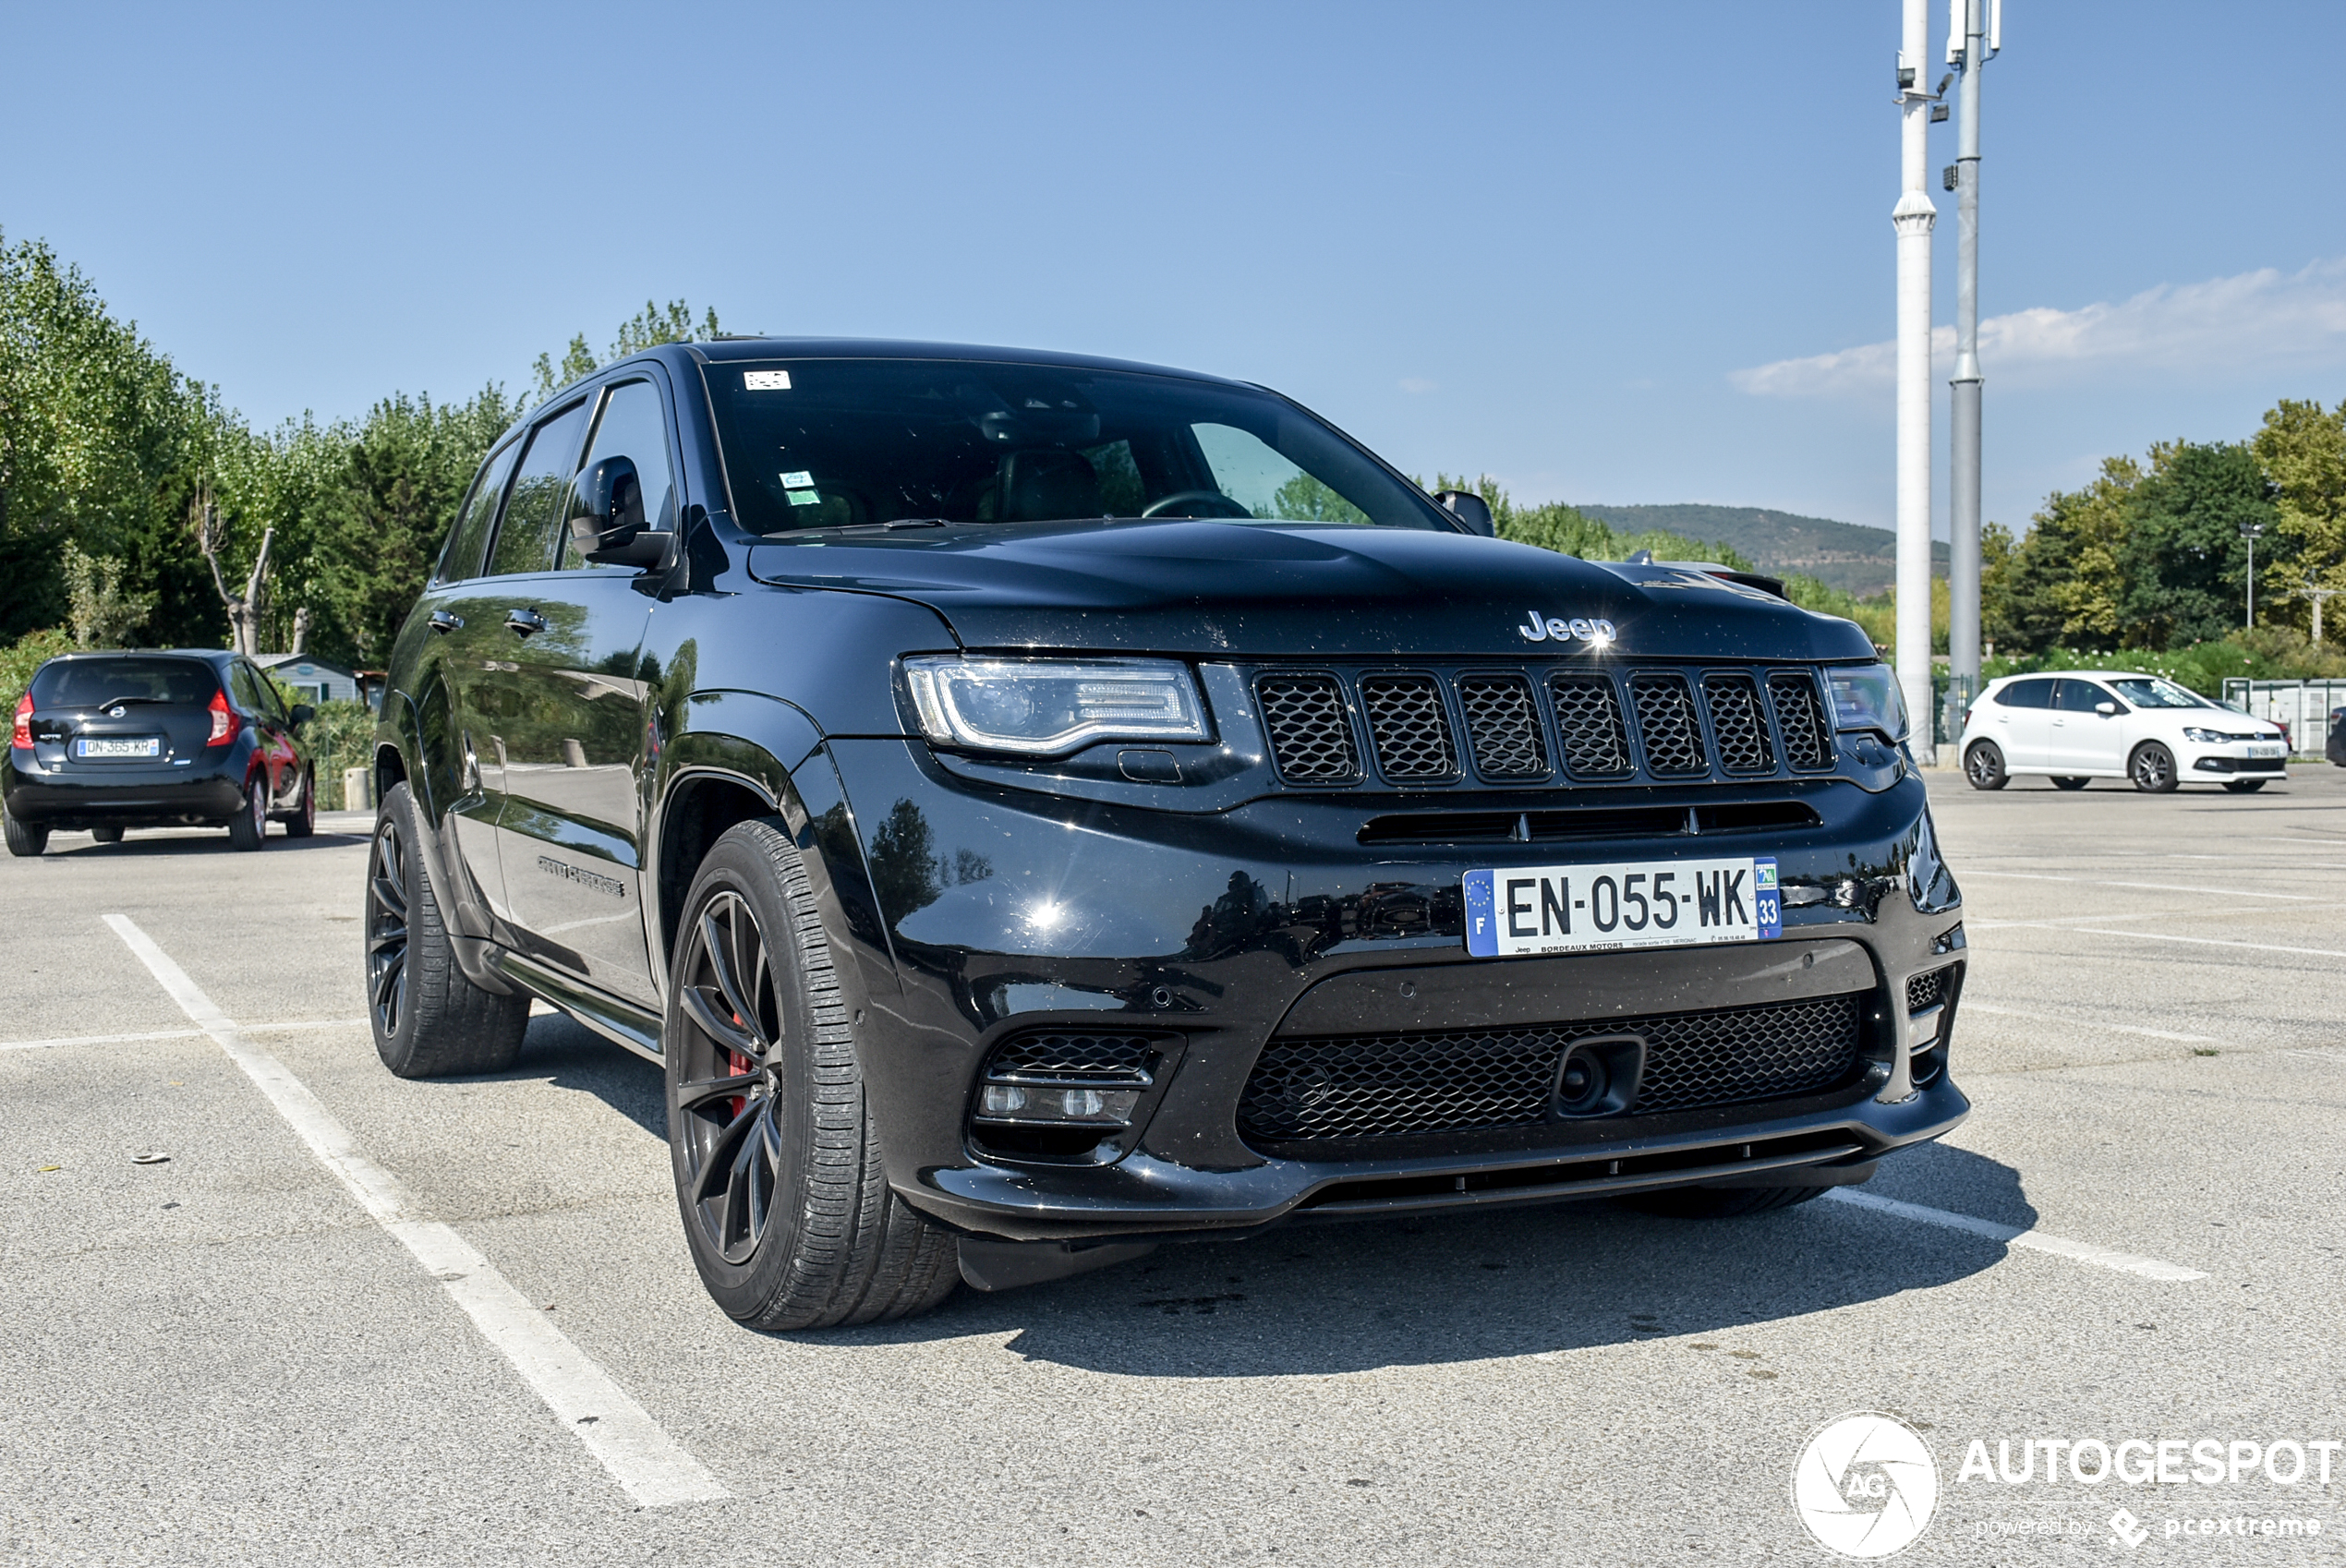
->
[429,609,464,634]
[505,608,549,637]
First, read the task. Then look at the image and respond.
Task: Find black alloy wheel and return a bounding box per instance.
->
[1964,742,2008,790]
[2223,778,2267,793]
[284,768,316,838]
[672,888,787,1266]
[666,817,959,1330]
[367,810,412,1041]
[365,781,527,1078]
[227,776,268,850]
[2050,776,2090,790]
[2130,742,2179,793]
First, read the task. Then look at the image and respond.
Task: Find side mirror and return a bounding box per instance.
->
[289,703,315,730]
[1433,489,1495,537]
[571,455,671,566]
[2095,701,2118,717]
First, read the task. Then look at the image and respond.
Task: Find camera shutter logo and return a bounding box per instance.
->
[1791,1412,1939,1558]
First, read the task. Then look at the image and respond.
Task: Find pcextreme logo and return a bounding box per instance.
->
[1792,1412,1941,1559]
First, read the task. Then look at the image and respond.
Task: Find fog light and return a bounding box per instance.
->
[977,1083,1141,1125]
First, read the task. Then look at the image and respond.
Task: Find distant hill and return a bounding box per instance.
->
[1575,503,1946,598]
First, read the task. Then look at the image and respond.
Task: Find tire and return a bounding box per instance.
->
[226,776,268,850]
[1963,742,2008,790]
[283,768,316,838]
[666,816,960,1331]
[91,826,125,844]
[5,811,47,857]
[2130,742,2179,793]
[366,781,528,1079]
[2050,776,2090,790]
[1621,1185,1833,1218]
[2223,778,2267,793]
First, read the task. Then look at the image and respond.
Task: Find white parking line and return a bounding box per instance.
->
[1960,1002,2217,1044]
[1959,870,2318,900]
[102,914,728,1509]
[1823,1189,2207,1282]
[0,1018,370,1053]
[1969,923,2346,961]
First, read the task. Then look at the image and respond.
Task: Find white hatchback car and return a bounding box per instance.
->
[1958,670,2290,793]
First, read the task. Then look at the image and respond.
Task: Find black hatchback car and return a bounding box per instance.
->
[6,649,317,854]
[366,340,1968,1330]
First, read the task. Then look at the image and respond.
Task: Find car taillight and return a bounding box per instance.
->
[10,694,30,749]
[207,688,240,746]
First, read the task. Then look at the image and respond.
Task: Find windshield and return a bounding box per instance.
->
[2106,677,2208,709]
[704,358,1454,535]
[30,656,217,708]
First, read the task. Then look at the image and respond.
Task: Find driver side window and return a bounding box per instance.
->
[561,380,677,570]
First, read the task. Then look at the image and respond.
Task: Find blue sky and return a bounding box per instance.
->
[6,1,2343,538]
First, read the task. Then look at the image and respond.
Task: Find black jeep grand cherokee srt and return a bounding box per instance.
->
[367,340,1967,1329]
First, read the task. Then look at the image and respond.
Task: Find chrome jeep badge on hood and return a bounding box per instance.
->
[1517,610,1616,645]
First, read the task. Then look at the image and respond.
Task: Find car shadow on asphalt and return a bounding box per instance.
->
[500,1011,670,1140]
[823,1142,2033,1375]
[33,830,367,857]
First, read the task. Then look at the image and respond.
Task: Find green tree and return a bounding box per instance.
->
[2118,440,2280,649]
[2251,397,2346,638]
[62,539,155,646]
[531,298,725,403]
[1984,457,2139,654]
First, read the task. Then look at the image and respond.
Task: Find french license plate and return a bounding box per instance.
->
[75,736,161,759]
[1464,857,1780,958]
[2248,744,2286,758]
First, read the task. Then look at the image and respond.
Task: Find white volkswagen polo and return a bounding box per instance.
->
[1957,670,2290,793]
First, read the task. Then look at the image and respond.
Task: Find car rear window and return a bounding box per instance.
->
[30,657,218,708]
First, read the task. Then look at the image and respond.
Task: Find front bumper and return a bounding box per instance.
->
[818,737,1967,1243]
[4,748,245,827]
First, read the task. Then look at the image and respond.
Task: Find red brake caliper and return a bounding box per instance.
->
[727,1015,752,1119]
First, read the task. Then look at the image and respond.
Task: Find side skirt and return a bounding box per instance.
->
[489,947,665,1062]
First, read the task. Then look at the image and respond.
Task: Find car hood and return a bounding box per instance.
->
[744,520,1874,660]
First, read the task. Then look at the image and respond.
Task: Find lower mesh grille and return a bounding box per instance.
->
[1905,963,1962,1013]
[1238,994,1866,1145]
[985,1032,1163,1081]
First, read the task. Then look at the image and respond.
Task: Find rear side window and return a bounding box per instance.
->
[560,380,677,570]
[488,401,590,576]
[30,657,217,707]
[1996,678,2055,709]
[437,440,522,585]
[227,662,267,713]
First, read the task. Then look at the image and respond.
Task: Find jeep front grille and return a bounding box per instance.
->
[1252,663,1842,790]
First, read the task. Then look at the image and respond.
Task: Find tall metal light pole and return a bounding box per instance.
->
[2242,522,2266,628]
[1946,0,1998,741]
[1894,0,1939,760]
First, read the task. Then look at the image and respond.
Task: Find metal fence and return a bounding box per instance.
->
[2221,678,2346,755]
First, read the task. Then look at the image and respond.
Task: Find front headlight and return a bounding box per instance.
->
[903,656,1210,755]
[2183,727,2228,743]
[1825,662,1908,741]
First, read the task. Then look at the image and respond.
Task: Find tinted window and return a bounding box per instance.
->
[1997,678,2055,709]
[227,662,266,713]
[489,401,590,576]
[705,358,1454,535]
[2055,680,2113,712]
[29,657,217,708]
[561,380,676,570]
[438,439,522,585]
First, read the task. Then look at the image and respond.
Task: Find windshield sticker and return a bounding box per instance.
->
[780,470,815,489]
[744,370,792,392]
[786,488,822,506]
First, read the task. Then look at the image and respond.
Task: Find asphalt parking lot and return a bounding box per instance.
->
[4,766,2342,1565]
